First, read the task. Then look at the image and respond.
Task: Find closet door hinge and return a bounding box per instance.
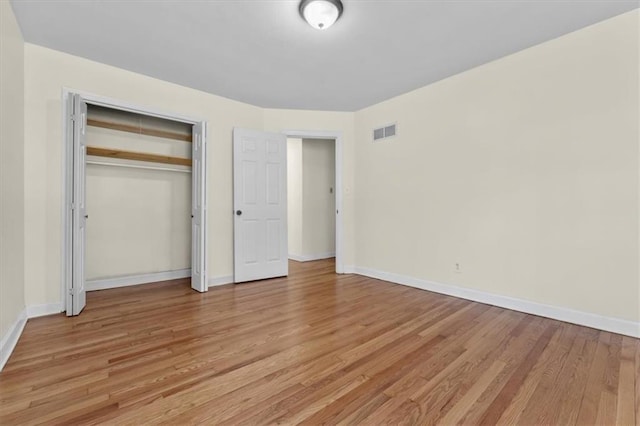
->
[68,288,74,296]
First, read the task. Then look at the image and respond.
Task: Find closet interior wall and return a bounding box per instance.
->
[85,105,193,283]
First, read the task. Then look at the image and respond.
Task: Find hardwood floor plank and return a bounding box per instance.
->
[298,334,446,425]
[527,324,589,424]
[575,332,613,425]
[517,323,582,424]
[616,336,637,426]
[335,391,391,426]
[636,336,640,425]
[495,324,564,425]
[595,389,618,426]
[0,258,636,425]
[407,313,527,424]
[552,326,601,425]
[438,359,507,424]
[359,309,518,423]
[277,375,370,424]
[455,316,550,424]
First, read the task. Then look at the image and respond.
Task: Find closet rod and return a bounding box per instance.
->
[86,160,191,174]
[87,118,192,142]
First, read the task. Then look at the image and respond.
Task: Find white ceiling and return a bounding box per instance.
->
[10,0,638,111]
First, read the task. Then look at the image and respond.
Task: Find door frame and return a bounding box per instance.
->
[60,88,208,314]
[282,130,344,274]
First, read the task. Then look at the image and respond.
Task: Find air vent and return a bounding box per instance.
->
[384,125,396,137]
[372,123,397,142]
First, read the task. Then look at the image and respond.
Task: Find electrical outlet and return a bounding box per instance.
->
[454,262,462,273]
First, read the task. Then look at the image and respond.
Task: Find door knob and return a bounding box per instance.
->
[84,214,89,219]
[236,210,242,216]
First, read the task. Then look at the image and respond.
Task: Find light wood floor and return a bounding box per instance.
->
[0,259,638,425]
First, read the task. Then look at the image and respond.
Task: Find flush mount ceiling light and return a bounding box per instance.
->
[299,0,344,30]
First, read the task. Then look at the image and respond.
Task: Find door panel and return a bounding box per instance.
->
[233,128,288,283]
[71,94,87,316]
[266,219,281,261]
[243,161,258,204]
[266,162,280,204]
[191,122,207,292]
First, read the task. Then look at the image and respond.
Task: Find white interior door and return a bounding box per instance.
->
[70,94,87,315]
[233,128,288,283]
[191,122,207,292]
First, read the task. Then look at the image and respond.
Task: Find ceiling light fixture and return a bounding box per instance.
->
[299,0,343,30]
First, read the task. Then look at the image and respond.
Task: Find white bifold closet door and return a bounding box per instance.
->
[233,128,288,283]
[68,100,208,317]
[69,94,88,315]
[191,122,207,292]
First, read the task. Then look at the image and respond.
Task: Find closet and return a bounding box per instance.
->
[84,105,193,290]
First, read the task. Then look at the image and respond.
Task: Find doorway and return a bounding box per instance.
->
[286,137,336,263]
[62,90,208,316]
[283,130,344,274]
[84,105,193,291]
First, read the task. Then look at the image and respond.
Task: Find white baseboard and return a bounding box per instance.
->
[343,265,356,274]
[289,252,336,262]
[1,302,66,372]
[208,275,234,287]
[27,303,64,318]
[352,266,640,338]
[0,308,27,371]
[86,269,191,291]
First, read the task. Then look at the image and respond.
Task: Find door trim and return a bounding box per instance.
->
[60,88,208,314]
[281,130,344,274]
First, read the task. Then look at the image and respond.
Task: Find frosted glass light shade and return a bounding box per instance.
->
[300,0,343,30]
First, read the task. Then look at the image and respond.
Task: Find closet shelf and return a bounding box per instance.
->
[87,146,192,167]
[87,118,192,142]
[86,159,191,174]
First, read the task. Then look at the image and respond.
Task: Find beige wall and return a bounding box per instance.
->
[0,2,26,340]
[302,139,336,257]
[23,44,263,306]
[354,10,640,322]
[85,126,191,280]
[287,138,303,256]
